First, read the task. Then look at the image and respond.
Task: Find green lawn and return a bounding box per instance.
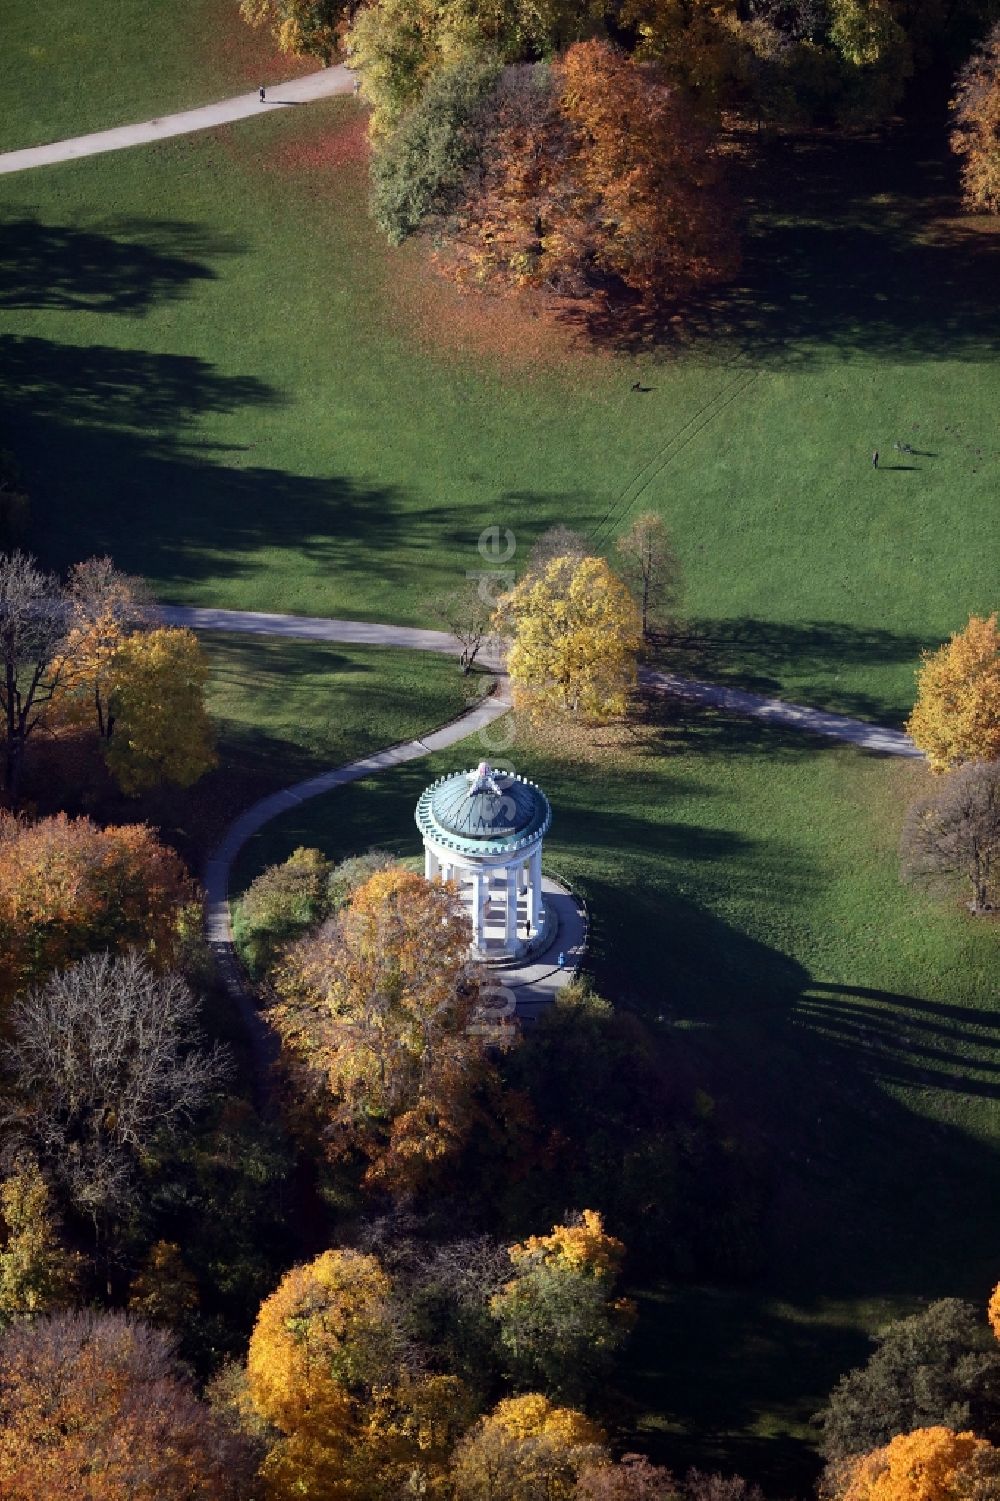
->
[229,702,1000,1491]
[2,107,997,723]
[182,632,467,860]
[0,0,309,153]
[203,631,466,788]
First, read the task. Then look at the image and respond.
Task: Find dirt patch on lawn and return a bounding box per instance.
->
[200,0,315,92]
[261,109,370,175]
[388,244,615,376]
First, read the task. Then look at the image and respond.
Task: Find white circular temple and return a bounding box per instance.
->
[415,761,552,962]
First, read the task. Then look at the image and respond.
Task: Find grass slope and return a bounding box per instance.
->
[230,704,1000,1491]
[1,106,997,722]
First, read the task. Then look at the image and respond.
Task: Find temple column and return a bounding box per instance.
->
[527,845,544,932]
[425,846,439,880]
[504,865,519,952]
[471,871,486,949]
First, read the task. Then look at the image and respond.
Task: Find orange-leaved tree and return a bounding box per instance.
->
[951,22,1000,214]
[270,866,505,1193]
[906,614,1000,772]
[831,1428,996,1501]
[450,43,737,306]
[0,1309,254,1501]
[554,40,739,302]
[0,812,194,1001]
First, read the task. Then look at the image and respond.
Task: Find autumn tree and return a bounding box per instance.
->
[247,1248,472,1499]
[0,1157,79,1325]
[576,1456,682,1501]
[577,1459,766,1501]
[450,1393,608,1501]
[447,46,737,306]
[348,0,472,139]
[490,1210,635,1402]
[552,42,738,303]
[271,866,503,1193]
[496,553,642,720]
[0,1309,255,1501]
[900,761,1000,913]
[615,512,682,640]
[820,1300,1000,1463]
[56,556,153,738]
[240,0,343,63]
[907,615,1000,772]
[951,22,1000,214]
[0,550,70,803]
[830,1428,995,1501]
[348,0,594,139]
[0,812,194,1001]
[103,626,216,794]
[3,951,228,1224]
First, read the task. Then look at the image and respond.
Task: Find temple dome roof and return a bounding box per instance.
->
[416,762,551,856]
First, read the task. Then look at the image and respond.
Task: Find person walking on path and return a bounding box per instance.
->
[259,85,266,103]
[872,449,879,469]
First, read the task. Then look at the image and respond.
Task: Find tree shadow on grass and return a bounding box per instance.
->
[653,615,936,726]
[559,129,1000,364]
[578,883,1000,1491]
[0,217,245,315]
[0,334,421,591]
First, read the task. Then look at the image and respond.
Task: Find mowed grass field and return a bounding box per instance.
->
[230,704,1000,1492]
[1,95,998,722]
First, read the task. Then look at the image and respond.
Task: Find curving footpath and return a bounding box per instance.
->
[161,602,918,1098]
[163,605,922,757]
[0,66,354,176]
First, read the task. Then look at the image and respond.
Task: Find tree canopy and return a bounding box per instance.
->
[951,22,1000,214]
[497,553,642,720]
[906,615,1000,773]
[270,866,505,1192]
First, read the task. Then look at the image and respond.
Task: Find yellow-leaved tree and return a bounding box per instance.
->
[103,627,216,794]
[832,1428,995,1501]
[54,557,152,738]
[270,866,505,1194]
[906,614,1000,772]
[449,1393,607,1501]
[0,1158,79,1325]
[495,554,642,721]
[489,1210,635,1402]
[247,1248,472,1500]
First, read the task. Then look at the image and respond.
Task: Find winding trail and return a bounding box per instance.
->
[163,604,921,757]
[161,602,918,1093]
[0,66,354,176]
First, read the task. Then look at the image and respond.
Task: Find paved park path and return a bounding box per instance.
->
[0,66,354,176]
[160,602,916,1094]
[163,604,921,757]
